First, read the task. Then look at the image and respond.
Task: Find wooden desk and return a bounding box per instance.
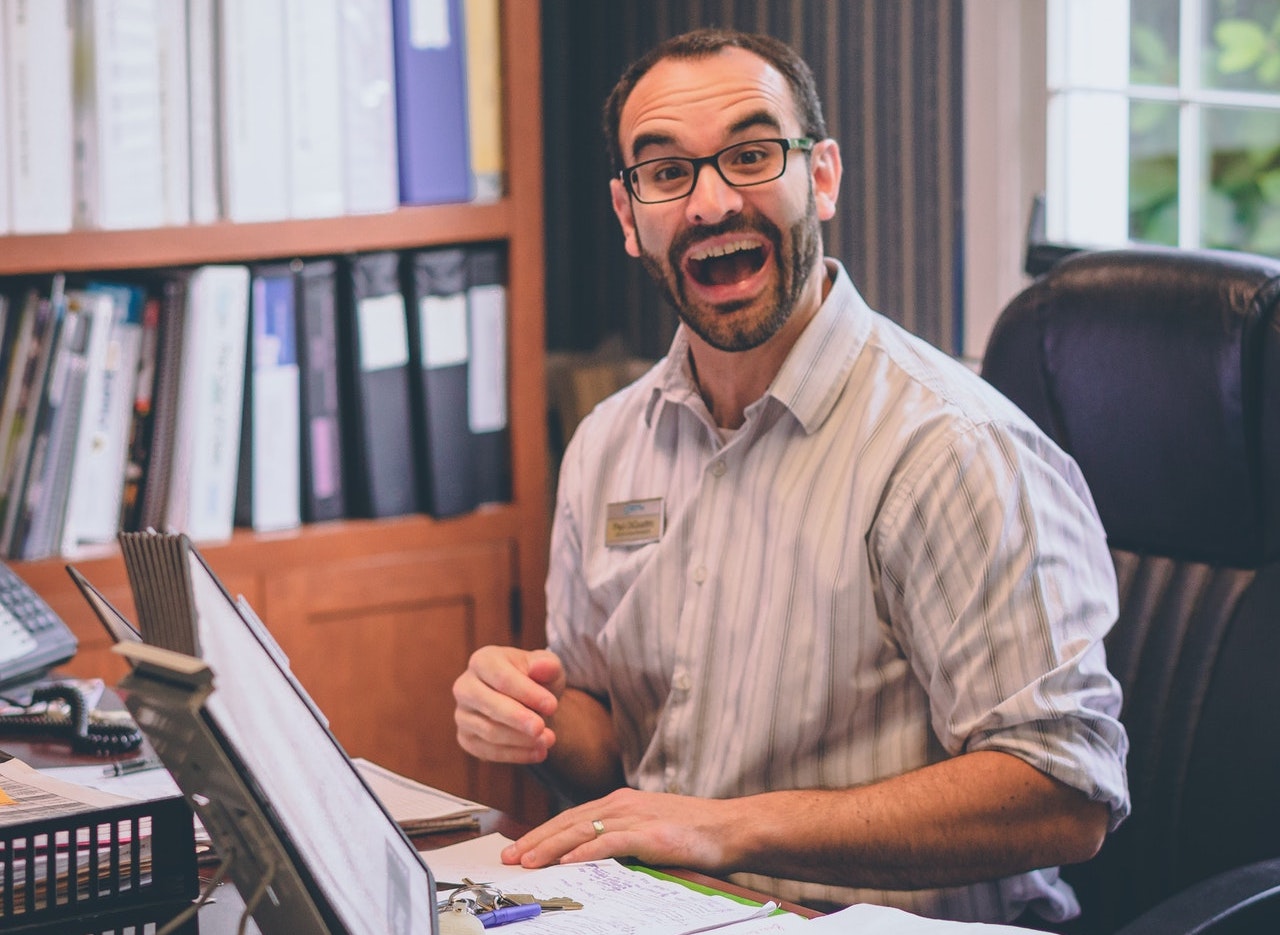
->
[1,727,819,932]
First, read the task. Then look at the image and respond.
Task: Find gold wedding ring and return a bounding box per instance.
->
[591,819,606,837]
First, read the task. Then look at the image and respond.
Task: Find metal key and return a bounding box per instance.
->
[503,893,584,910]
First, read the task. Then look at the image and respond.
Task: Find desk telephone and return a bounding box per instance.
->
[0,561,140,754]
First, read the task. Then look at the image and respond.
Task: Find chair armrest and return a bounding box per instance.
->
[1114,858,1280,935]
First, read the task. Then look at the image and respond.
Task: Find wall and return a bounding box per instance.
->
[542,0,965,358]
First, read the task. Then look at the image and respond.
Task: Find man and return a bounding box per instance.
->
[453,28,1129,925]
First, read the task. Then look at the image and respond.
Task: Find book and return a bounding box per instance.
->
[404,247,476,517]
[163,265,251,543]
[337,0,399,215]
[338,251,416,518]
[389,0,473,205]
[12,297,93,559]
[60,280,145,553]
[218,0,289,222]
[467,245,511,505]
[156,0,191,226]
[0,9,9,234]
[186,0,220,224]
[119,291,162,531]
[295,259,347,522]
[71,0,166,230]
[236,262,302,532]
[282,0,345,219]
[463,0,503,202]
[0,279,67,555]
[5,0,75,233]
[134,273,188,532]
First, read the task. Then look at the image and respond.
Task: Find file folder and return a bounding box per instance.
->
[390,0,473,205]
[338,252,417,518]
[405,247,476,517]
[296,259,348,522]
[467,245,511,505]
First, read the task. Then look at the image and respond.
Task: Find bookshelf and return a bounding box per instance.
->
[3,1,548,821]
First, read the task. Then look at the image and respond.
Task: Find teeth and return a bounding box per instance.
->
[689,239,756,262]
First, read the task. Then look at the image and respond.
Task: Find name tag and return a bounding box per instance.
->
[605,498,664,547]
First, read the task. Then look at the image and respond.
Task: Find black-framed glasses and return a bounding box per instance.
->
[620,137,815,204]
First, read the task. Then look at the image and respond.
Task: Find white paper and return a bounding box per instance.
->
[424,833,777,935]
[422,293,469,368]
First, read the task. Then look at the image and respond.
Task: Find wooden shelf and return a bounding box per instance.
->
[0,201,512,275]
[1,0,550,820]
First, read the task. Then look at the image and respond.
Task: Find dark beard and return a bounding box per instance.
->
[636,192,822,353]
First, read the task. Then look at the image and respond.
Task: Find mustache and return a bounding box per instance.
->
[669,212,783,266]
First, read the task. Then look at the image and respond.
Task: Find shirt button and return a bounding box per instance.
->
[692,566,707,584]
[672,670,691,693]
[710,460,727,477]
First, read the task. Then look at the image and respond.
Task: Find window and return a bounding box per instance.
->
[1047,0,1280,254]
[962,0,1280,359]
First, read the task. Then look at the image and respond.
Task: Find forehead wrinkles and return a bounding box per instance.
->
[620,50,796,159]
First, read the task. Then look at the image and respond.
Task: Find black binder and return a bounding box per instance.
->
[404,247,476,517]
[295,259,347,523]
[466,244,511,506]
[337,252,416,519]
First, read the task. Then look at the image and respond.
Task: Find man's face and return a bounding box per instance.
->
[610,48,840,353]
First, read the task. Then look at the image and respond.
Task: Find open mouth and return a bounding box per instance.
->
[686,239,768,287]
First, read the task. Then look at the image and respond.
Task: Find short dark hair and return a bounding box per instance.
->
[602,28,828,176]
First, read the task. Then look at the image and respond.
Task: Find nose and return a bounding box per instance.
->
[684,160,741,226]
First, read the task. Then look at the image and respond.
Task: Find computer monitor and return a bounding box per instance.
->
[84,533,439,935]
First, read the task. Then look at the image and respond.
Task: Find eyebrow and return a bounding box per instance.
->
[627,110,785,163]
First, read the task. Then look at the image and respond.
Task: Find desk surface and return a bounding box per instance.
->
[1,733,820,933]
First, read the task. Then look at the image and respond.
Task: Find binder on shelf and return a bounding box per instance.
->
[337,0,399,214]
[5,0,75,233]
[156,0,192,226]
[404,247,476,518]
[295,258,347,522]
[187,0,220,224]
[218,0,289,222]
[390,0,473,205]
[338,251,416,518]
[282,0,345,219]
[467,244,511,505]
[72,0,166,231]
[463,0,504,202]
[60,280,146,554]
[236,262,302,532]
[164,265,251,543]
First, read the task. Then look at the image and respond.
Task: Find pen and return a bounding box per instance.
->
[474,904,541,928]
[102,754,165,777]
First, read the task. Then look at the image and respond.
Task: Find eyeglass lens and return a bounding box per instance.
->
[629,139,791,203]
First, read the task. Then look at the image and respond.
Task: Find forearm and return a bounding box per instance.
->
[542,687,626,802]
[720,751,1106,889]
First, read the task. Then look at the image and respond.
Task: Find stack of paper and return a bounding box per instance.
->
[352,757,485,834]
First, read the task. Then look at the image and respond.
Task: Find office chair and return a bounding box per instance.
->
[979,245,1280,935]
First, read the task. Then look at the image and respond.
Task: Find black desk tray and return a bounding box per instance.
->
[1,793,198,932]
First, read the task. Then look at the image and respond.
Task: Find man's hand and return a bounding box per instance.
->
[501,788,741,872]
[453,646,566,764]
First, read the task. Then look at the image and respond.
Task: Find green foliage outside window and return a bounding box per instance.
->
[1128,0,1280,254]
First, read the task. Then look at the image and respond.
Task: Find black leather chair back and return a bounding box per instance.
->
[980,246,1280,933]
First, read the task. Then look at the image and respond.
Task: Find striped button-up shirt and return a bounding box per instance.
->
[547,260,1130,923]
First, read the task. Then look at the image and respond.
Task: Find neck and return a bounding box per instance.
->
[687,261,832,429]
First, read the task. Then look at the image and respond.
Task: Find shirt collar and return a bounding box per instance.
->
[644,259,872,434]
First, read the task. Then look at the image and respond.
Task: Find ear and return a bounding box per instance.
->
[810,139,842,222]
[610,177,643,258]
